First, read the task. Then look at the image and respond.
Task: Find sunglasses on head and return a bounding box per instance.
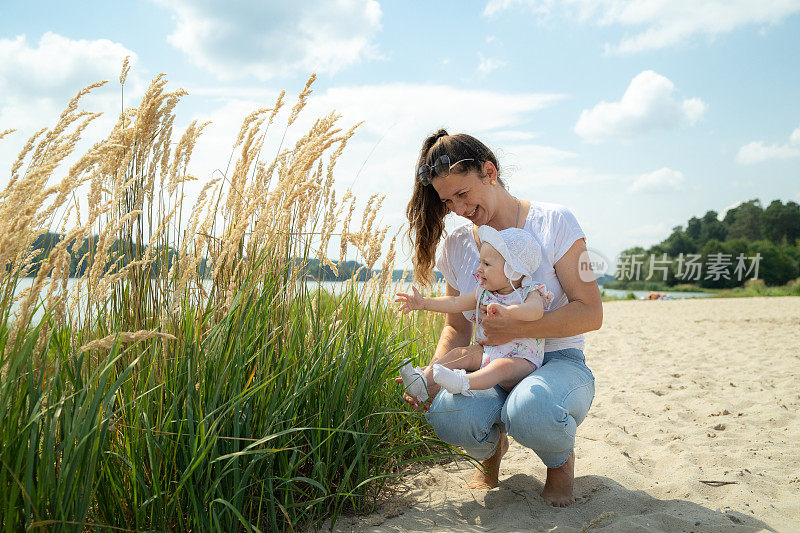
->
[417,155,475,186]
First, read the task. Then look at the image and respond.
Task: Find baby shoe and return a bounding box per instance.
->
[432,364,471,396]
[400,361,429,402]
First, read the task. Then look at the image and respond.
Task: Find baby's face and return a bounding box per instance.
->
[477,243,510,291]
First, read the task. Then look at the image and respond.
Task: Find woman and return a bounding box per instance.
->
[400,130,602,507]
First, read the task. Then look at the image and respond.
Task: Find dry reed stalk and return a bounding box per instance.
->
[269,90,286,125]
[87,209,143,305]
[288,74,317,127]
[339,192,356,263]
[172,178,220,300]
[234,108,271,149]
[42,202,82,327]
[377,230,400,297]
[29,82,107,167]
[0,91,103,300]
[167,120,208,195]
[317,190,339,272]
[78,330,177,353]
[5,128,45,195]
[30,116,102,226]
[119,56,131,85]
[63,73,190,326]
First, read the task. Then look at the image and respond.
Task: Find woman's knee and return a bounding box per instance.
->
[425,387,505,450]
[501,375,594,453]
[501,382,570,451]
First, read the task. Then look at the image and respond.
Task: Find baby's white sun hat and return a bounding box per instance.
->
[476,225,542,299]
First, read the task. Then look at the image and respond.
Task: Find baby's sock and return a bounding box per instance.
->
[399,361,429,402]
[432,364,471,396]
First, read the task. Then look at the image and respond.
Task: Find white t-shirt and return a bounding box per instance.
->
[435,200,587,352]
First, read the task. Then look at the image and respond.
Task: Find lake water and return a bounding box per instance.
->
[8,277,712,324]
[313,280,713,300]
[11,278,714,302]
[598,287,712,299]
[315,281,713,300]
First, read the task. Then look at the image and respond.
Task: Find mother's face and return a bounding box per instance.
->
[430,161,499,226]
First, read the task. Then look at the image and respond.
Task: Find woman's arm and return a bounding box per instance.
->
[478,238,603,344]
[429,282,474,360]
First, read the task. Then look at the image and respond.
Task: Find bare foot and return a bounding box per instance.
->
[467,432,509,489]
[541,452,575,507]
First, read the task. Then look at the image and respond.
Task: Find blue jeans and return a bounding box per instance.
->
[425,348,595,469]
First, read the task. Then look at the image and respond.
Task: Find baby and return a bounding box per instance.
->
[396,225,553,402]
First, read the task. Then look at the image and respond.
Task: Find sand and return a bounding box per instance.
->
[327,296,800,532]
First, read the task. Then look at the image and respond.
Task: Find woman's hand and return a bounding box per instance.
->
[394,286,426,314]
[394,376,433,412]
[477,303,533,345]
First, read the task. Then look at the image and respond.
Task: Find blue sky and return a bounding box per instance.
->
[1,0,799,270]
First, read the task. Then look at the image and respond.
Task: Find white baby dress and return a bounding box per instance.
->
[471,282,554,370]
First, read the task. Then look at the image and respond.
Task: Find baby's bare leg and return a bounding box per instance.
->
[431,344,484,371]
[467,357,536,392]
[422,345,484,393]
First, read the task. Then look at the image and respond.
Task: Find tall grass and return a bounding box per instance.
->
[0,64,451,531]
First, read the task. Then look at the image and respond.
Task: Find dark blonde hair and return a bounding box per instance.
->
[405,130,503,285]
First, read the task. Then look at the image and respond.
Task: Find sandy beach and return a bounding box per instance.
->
[328,296,800,532]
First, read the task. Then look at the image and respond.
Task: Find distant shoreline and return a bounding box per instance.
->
[601,277,800,300]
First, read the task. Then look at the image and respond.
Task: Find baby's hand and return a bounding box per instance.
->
[394,286,425,314]
[486,302,506,318]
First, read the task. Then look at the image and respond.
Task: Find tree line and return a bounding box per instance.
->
[612,199,800,289]
[13,233,436,283]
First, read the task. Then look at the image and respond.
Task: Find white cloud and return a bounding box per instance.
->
[735,142,800,164]
[628,167,685,193]
[574,70,707,143]
[482,0,800,54]
[736,123,800,164]
[791,126,800,146]
[500,143,577,165]
[0,32,140,129]
[185,82,565,189]
[0,32,141,185]
[0,32,138,101]
[477,54,508,76]
[154,0,383,80]
[483,0,552,17]
[306,83,564,139]
[486,143,623,197]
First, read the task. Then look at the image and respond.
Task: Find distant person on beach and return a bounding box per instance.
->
[398,130,602,506]
[395,225,554,398]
